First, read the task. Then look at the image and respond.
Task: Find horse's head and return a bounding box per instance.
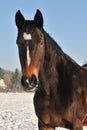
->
[15,10,45,91]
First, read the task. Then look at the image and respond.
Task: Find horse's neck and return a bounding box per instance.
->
[44,32,64,67]
[40,33,66,96]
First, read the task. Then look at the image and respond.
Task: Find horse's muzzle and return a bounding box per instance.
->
[21,75,39,92]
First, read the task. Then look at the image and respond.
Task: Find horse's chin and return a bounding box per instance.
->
[24,87,36,92]
[23,84,38,92]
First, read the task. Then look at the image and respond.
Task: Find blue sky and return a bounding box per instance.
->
[0,0,87,71]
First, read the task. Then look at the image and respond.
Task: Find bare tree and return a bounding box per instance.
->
[3,73,11,88]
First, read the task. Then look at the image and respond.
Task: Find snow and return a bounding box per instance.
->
[0,93,86,130]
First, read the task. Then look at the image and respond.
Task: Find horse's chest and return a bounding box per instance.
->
[34,96,64,127]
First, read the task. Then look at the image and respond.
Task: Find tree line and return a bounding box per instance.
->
[0,68,23,92]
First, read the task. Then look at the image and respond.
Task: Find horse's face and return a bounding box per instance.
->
[15,10,45,91]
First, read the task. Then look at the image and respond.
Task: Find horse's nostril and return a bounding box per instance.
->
[21,75,38,91]
[29,75,37,85]
[26,79,29,84]
[21,76,29,87]
[21,75,38,88]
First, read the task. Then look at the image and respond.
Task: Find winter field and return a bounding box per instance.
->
[0,93,86,130]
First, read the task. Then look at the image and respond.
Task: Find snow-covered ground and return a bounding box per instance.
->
[0,93,86,130]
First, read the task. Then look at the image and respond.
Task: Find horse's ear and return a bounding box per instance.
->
[15,10,25,31]
[34,9,43,28]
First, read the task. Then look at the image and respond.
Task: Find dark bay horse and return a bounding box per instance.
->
[82,64,87,70]
[15,9,87,130]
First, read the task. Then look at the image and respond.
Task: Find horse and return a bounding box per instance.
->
[82,64,87,70]
[15,9,87,130]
